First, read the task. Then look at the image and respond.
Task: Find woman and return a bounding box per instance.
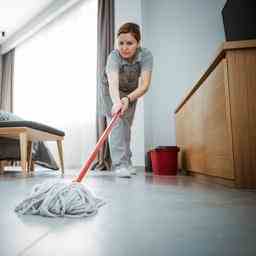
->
[101,22,153,178]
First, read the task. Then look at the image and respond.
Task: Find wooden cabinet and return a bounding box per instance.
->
[175,40,256,188]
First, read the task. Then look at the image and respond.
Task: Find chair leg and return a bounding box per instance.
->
[0,161,4,175]
[27,141,33,173]
[19,132,28,176]
[57,140,64,174]
[30,161,35,172]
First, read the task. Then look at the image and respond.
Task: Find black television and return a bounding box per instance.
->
[222,0,256,41]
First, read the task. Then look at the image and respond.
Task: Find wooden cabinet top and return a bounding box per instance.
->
[175,39,256,114]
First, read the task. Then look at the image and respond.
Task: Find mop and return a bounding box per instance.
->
[14,111,121,218]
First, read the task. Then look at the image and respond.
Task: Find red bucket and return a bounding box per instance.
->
[150,146,180,175]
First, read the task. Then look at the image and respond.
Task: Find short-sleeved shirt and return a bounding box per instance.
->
[100,47,153,115]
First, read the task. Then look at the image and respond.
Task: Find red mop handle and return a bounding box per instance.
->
[74,110,121,183]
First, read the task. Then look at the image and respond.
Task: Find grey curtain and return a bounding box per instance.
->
[92,0,115,171]
[0,49,15,111]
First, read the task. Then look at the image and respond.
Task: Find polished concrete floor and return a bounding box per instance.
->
[0,167,256,256]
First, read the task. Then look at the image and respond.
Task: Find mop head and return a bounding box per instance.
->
[14,180,105,218]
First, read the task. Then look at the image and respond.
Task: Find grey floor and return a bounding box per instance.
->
[0,168,256,256]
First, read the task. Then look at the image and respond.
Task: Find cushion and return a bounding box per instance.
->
[0,110,23,121]
[0,121,65,137]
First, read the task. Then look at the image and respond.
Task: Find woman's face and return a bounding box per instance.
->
[117,33,139,61]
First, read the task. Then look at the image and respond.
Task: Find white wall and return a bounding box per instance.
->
[1,0,85,54]
[115,0,145,166]
[142,0,227,151]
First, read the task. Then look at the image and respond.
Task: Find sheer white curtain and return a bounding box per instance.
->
[14,0,97,169]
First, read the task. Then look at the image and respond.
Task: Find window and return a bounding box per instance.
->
[14,0,97,168]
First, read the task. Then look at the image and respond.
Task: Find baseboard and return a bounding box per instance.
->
[188,171,236,188]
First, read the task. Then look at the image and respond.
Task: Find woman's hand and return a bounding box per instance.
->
[111,97,129,116]
[120,97,129,115]
[111,101,122,116]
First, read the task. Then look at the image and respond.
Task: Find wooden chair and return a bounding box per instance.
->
[0,121,65,176]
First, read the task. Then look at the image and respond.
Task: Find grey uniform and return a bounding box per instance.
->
[101,47,153,169]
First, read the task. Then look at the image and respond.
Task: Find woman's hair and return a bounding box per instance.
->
[117,22,141,42]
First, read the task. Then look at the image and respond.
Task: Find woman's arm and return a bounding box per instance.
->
[107,71,127,115]
[107,69,152,116]
[127,70,152,102]
[107,71,120,104]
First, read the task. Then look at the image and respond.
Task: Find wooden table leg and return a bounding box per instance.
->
[19,132,28,176]
[57,140,64,174]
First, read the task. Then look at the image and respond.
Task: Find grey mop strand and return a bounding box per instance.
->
[15,180,105,218]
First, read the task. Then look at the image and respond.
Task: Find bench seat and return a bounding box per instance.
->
[0,121,65,176]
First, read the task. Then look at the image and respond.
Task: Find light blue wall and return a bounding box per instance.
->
[142,0,227,151]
